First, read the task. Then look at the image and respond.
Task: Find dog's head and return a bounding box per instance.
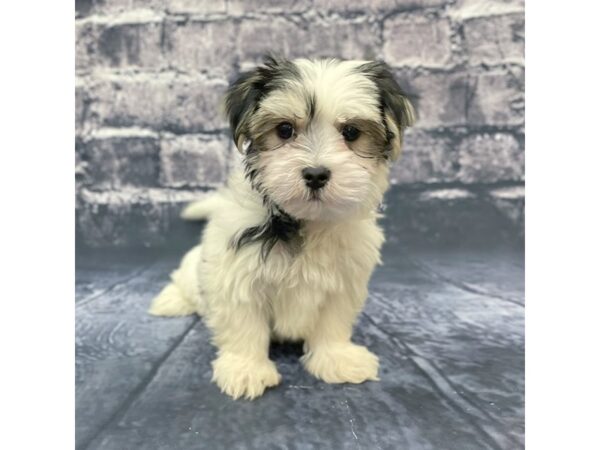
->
[225,57,414,222]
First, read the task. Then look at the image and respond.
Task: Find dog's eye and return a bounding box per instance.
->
[342,125,360,142]
[276,122,294,140]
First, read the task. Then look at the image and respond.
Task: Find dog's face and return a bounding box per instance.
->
[225,57,414,222]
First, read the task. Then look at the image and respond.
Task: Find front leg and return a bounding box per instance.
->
[208,301,281,400]
[301,291,379,384]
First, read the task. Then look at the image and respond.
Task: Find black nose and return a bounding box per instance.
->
[302,166,331,190]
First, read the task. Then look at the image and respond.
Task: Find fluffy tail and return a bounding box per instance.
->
[180,194,221,221]
[149,246,204,317]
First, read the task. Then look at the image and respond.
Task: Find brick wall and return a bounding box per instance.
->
[75,0,524,247]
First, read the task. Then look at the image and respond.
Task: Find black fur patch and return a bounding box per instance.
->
[355,61,415,132]
[225,56,301,147]
[233,205,302,261]
[379,99,395,160]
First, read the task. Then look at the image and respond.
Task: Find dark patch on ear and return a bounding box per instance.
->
[232,204,302,261]
[379,100,394,159]
[356,61,416,132]
[224,55,300,148]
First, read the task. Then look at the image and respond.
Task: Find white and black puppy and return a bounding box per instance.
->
[150,57,415,400]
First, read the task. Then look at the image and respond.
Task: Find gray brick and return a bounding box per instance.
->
[236,18,380,66]
[392,131,524,185]
[457,133,523,183]
[95,22,165,69]
[383,15,453,68]
[76,21,98,72]
[235,18,303,63]
[396,70,472,128]
[469,69,524,126]
[167,0,227,14]
[396,69,523,128]
[78,129,161,189]
[166,19,238,76]
[160,134,230,188]
[310,20,380,60]
[391,131,456,184]
[463,13,524,66]
[86,73,228,133]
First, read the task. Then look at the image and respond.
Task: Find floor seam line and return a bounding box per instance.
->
[408,258,524,307]
[78,316,200,450]
[76,262,156,308]
[362,312,512,450]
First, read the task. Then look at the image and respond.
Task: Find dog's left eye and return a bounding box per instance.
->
[342,125,360,142]
[276,122,294,140]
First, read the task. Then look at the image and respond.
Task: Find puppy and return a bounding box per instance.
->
[150,57,414,400]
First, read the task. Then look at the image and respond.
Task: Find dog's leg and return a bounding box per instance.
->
[209,302,281,400]
[149,283,196,316]
[301,292,379,384]
[149,246,202,317]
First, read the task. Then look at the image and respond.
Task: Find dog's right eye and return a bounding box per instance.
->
[276,122,294,140]
[342,125,360,142]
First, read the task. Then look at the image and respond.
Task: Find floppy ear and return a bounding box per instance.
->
[224,70,265,152]
[224,56,297,153]
[360,61,416,161]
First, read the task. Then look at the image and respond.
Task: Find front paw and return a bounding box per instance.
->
[302,343,379,384]
[211,353,281,400]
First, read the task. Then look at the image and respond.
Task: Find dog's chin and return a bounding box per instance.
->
[279,194,368,222]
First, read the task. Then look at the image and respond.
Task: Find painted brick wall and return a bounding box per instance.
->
[75,0,524,247]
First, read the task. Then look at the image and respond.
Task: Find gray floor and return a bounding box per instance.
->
[76,217,524,450]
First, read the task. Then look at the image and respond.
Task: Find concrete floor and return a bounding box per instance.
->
[76,227,523,450]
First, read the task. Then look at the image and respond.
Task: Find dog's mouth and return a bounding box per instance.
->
[308,190,322,202]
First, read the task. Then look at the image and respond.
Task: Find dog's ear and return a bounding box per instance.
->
[224,69,264,152]
[359,61,416,161]
[224,56,297,153]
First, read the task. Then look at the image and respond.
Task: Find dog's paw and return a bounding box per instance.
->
[302,343,379,384]
[149,283,196,317]
[211,353,281,400]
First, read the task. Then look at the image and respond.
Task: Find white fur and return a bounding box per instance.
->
[180,194,223,221]
[150,58,412,400]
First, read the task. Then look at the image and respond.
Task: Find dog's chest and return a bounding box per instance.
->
[266,222,378,289]
[263,221,384,339]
